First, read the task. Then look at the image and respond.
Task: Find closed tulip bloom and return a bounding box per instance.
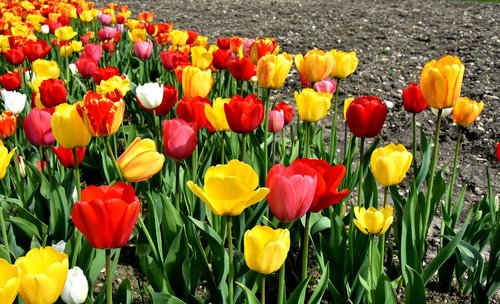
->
[39,79,68,108]
[51,103,91,149]
[353,206,393,235]
[136,82,164,110]
[0,72,22,91]
[370,144,413,187]
[176,97,214,131]
[55,26,77,41]
[205,97,231,132]
[72,182,140,248]
[170,30,189,46]
[295,49,335,83]
[1,89,26,115]
[328,49,359,79]
[82,43,103,62]
[75,57,98,79]
[23,40,51,62]
[187,160,269,216]
[15,246,69,304]
[249,38,280,64]
[496,142,500,162]
[133,40,153,60]
[0,145,15,180]
[420,55,465,109]
[33,59,60,79]
[163,118,198,161]
[268,109,285,133]
[138,85,178,115]
[244,226,290,275]
[61,266,88,304]
[313,78,337,94]
[23,108,55,146]
[343,97,355,120]
[402,83,428,113]
[346,96,387,138]
[266,162,318,222]
[5,48,25,66]
[228,57,256,81]
[76,90,125,137]
[256,53,293,89]
[274,102,294,125]
[212,49,232,70]
[295,88,332,122]
[0,258,20,304]
[225,94,264,133]
[452,97,484,127]
[52,146,86,168]
[0,112,18,139]
[117,137,165,182]
[160,51,190,70]
[182,66,213,98]
[191,46,213,70]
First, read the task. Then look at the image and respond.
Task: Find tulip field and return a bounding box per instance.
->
[0,0,499,303]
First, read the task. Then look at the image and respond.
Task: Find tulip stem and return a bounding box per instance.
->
[281,128,286,164]
[278,260,286,304]
[105,249,113,304]
[175,161,181,212]
[424,109,442,236]
[344,121,349,162]
[368,235,377,301]
[241,133,247,163]
[0,206,11,263]
[301,212,311,280]
[261,274,266,304]
[412,113,418,178]
[73,149,81,200]
[221,132,225,164]
[329,80,341,163]
[106,136,124,182]
[226,216,234,304]
[446,126,462,214]
[137,216,161,264]
[263,88,270,175]
[304,122,310,158]
[358,137,365,207]
[271,133,276,166]
[39,146,45,173]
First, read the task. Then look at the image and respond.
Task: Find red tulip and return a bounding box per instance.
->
[176,96,214,131]
[163,118,198,161]
[186,30,198,45]
[293,158,349,212]
[346,96,387,138]
[82,43,103,62]
[102,40,115,53]
[216,37,231,49]
[228,57,256,81]
[273,101,294,125]
[39,79,67,108]
[224,94,264,134]
[4,48,25,65]
[496,141,500,162]
[160,50,190,70]
[23,40,51,62]
[92,66,120,85]
[71,182,140,249]
[402,83,428,113]
[23,108,55,146]
[266,162,318,222]
[0,72,21,91]
[212,49,232,70]
[52,146,86,168]
[75,57,98,78]
[0,111,18,139]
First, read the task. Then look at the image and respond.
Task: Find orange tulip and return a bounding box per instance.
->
[76,90,125,137]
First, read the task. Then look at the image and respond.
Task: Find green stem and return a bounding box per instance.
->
[241,133,247,163]
[39,146,45,173]
[304,122,310,158]
[329,80,341,163]
[412,113,417,178]
[281,128,286,164]
[105,249,113,304]
[175,161,181,212]
[424,110,442,230]
[369,236,377,302]
[343,121,349,162]
[221,132,225,164]
[446,127,462,213]
[301,212,311,280]
[278,260,285,304]
[358,137,365,207]
[137,216,161,264]
[45,148,53,184]
[263,89,270,173]
[105,136,124,182]
[271,133,276,166]
[73,149,81,200]
[226,216,234,304]
[0,207,11,263]
[261,274,266,304]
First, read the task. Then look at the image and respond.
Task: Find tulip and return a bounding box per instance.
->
[244,226,290,275]
[23,108,55,146]
[182,66,213,98]
[452,97,484,127]
[370,144,413,187]
[353,206,393,235]
[33,59,60,79]
[170,30,189,46]
[4,48,25,65]
[228,57,256,81]
[51,103,91,149]
[160,51,190,70]
[39,79,68,108]
[346,96,387,138]
[176,97,214,131]
[191,46,213,70]
[217,37,231,49]
[496,142,500,162]
[256,53,293,90]
[295,88,332,122]
[72,182,141,249]
[0,72,22,91]
[212,49,232,70]
[205,97,231,132]
[420,55,465,109]
[273,102,294,125]
[224,94,264,134]
[96,75,131,96]
[431,107,453,117]
[295,49,335,83]
[92,66,120,85]
[268,109,285,133]
[163,118,198,161]
[313,78,337,94]
[343,97,355,119]
[402,83,428,113]
[187,159,269,216]
[52,146,86,168]
[76,90,125,137]
[133,40,153,60]
[61,266,88,304]
[81,43,103,62]
[328,49,359,79]
[136,82,164,110]
[23,40,51,62]
[266,162,318,222]
[0,145,15,180]
[138,85,178,116]
[1,89,26,115]
[0,112,18,140]
[249,38,279,64]
[75,57,98,79]
[0,258,20,304]
[97,26,117,41]
[117,137,165,182]
[15,246,69,304]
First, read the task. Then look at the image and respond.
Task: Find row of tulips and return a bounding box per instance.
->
[0,0,498,303]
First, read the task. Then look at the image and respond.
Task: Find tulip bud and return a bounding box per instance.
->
[1,89,26,115]
[267,109,284,133]
[16,155,26,177]
[244,226,290,275]
[136,82,164,110]
[52,240,67,252]
[431,107,453,117]
[117,137,165,182]
[313,78,337,94]
[496,141,500,162]
[163,118,198,161]
[61,266,88,304]
[354,206,393,235]
[452,97,484,127]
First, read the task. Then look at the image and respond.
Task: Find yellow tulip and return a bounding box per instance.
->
[33,60,60,79]
[26,14,46,31]
[370,144,412,187]
[15,246,69,304]
[452,97,484,127]
[343,97,355,120]
[0,146,15,180]
[256,53,293,90]
[55,26,77,42]
[51,103,91,149]
[70,40,83,53]
[170,30,189,46]
[117,137,165,182]
[182,66,213,98]
[126,19,139,30]
[191,46,213,70]
[96,76,131,96]
[294,49,335,83]
[294,88,332,122]
[80,10,95,22]
[244,226,290,275]
[420,55,465,109]
[328,49,359,79]
[0,258,20,304]
[59,45,73,58]
[205,97,230,132]
[11,24,30,38]
[187,160,269,216]
[353,206,393,235]
[129,28,147,43]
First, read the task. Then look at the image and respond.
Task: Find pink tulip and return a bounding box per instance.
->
[268,109,284,133]
[23,108,55,146]
[75,57,98,78]
[98,13,111,25]
[134,41,153,61]
[314,78,337,94]
[82,43,103,62]
[163,118,198,161]
[98,26,117,41]
[266,163,318,222]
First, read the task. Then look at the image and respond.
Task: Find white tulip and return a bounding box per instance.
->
[41,24,50,34]
[61,266,89,304]
[69,63,78,75]
[136,82,164,109]
[1,89,26,114]
[431,107,453,118]
[52,240,66,252]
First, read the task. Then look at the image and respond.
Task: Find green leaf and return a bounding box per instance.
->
[311,216,331,236]
[287,276,311,304]
[415,129,431,188]
[150,291,186,304]
[405,265,426,304]
[374,274,397,304]
[308,263,329,304]
[115,279,133,304]
[327,281,346,304]
[235,281,260,304]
